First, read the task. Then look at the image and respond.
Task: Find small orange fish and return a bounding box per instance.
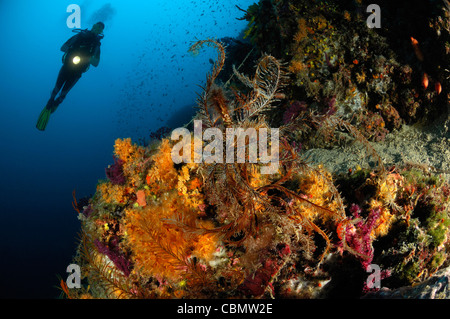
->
[353,59,359,65]
[410,36,424,61]
[410,36,419,46]
[336,222,345,240]
[435,81,442,94]
[422,73,429,89]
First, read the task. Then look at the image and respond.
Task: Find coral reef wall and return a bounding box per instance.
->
[62,1,450,299]
[240,0,449,144]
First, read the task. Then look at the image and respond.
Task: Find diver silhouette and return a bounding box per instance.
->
[36,22,105,131]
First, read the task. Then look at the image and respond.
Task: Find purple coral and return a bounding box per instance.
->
[239,244,291,297]
[325,96,337,115]
[282,101,307,124]
[105,157,126,185]
[82,204,93,218]
[344,204,381,271]
[94,238,133,277]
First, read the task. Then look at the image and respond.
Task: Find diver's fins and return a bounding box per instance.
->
[36,106,52,131]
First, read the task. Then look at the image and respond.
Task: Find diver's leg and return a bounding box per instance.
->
[47,67,68,109]
[51,67,68,99]
[53,73,81,108]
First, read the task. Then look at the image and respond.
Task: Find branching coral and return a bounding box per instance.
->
[190,40,350,273]
[340,204,381,270]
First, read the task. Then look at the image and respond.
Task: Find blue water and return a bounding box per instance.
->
[0,0,254,298]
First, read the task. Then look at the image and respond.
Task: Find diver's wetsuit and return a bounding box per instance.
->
[47,30,102,111]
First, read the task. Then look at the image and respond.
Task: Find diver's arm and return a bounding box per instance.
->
[90,45,101,67]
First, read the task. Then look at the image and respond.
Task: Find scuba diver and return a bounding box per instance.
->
[36,22,105,131]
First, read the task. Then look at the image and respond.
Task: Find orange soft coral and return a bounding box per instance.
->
[97,182,130,205]
[113,138,146,188]
[123,137,216,282]
[114,138,136,163]
[124,189,217,282]
[367,171,404,238]
[145,139,179,193]
[293,165,340,222]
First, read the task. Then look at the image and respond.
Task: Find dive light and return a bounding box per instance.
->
[72,56,81,65]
